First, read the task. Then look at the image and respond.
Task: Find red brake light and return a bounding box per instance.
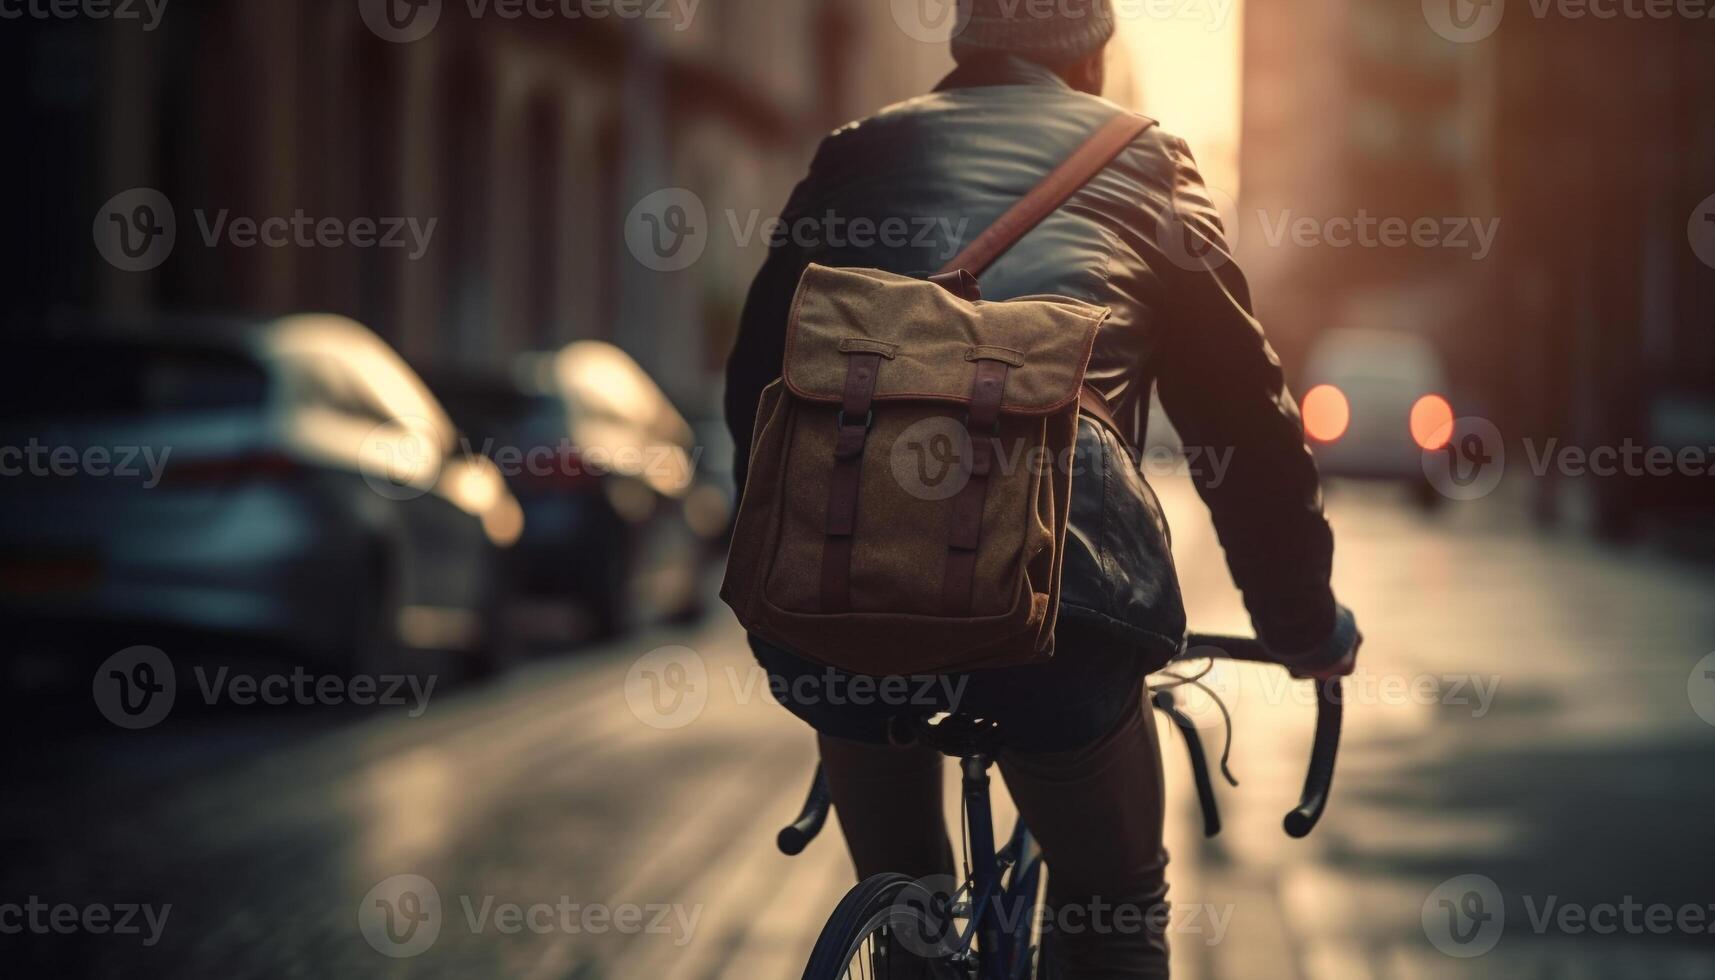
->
[1411,394,1454,450]
[1302,385,1350,443]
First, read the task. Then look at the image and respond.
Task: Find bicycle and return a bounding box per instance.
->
[777,633,1346,980]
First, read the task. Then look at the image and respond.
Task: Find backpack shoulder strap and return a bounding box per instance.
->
[936,112,1155,278]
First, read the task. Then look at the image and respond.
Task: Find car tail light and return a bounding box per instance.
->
[1410,394,1454,450]
[160,450,301,486]
[1301,384,1350,443]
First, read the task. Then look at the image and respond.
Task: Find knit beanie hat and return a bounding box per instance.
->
[949,0,1116,66]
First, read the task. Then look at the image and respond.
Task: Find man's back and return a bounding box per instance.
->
[727,54,1339,656]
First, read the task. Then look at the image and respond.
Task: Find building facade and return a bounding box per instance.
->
[4,0,952,414]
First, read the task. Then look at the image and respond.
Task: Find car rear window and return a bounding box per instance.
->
[5,341,270,419]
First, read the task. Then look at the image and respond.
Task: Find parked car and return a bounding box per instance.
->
[427,341,721,640]
[1299,327,1457,507]
[0,314,522,682]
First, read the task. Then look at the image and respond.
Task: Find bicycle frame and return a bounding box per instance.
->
[909,751,1046,980]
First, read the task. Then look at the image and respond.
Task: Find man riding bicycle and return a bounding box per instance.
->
[723,2,1360,975]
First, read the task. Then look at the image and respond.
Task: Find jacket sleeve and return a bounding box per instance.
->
[725,162,824,498]
[1148,136,1337,653]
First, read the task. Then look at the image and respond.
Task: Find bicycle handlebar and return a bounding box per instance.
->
[775,632,1345,854]
[777,765,832,856]
[1178,633,1343,838]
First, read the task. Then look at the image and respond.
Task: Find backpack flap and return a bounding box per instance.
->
[782,264,1109,414]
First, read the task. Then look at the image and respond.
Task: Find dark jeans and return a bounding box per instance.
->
[748,620,1150,754]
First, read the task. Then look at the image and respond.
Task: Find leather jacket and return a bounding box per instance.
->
[725,55,1337,659]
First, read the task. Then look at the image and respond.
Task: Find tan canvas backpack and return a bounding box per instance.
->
[722,113,1154,675]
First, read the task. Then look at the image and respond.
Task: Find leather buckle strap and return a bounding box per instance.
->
[1077,384,1131,450]
[927,268,981,302]
[941,356,1011,617]
[820,350,883,613]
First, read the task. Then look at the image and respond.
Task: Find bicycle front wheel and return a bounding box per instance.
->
[800,872,965,980]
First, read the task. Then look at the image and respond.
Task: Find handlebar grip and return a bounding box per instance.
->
[1151,690,1221,838]
[1283,678,1342,838]
[776,764,832,856]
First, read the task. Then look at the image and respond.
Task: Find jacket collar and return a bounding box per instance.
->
[933,55,1072,93]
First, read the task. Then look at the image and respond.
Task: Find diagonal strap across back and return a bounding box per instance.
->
[937,112,1154,280]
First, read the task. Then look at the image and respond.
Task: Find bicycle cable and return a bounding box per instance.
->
[1153,659,1240,787]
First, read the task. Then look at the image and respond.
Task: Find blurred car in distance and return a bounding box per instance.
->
[0,314,522,687]
[1299,327,1456,507]
[426,341,724,643]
